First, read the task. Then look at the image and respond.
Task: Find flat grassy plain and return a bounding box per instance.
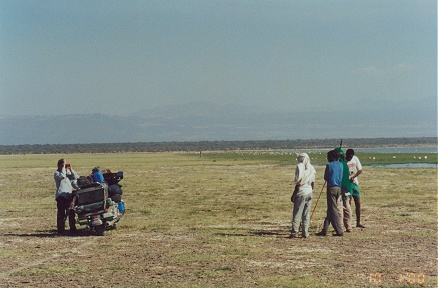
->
[0,152,436,287]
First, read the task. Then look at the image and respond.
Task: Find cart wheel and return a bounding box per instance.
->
[95,225,106,236]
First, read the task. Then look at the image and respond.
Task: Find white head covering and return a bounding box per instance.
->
[296,153,310,169]
[294,153,315,186]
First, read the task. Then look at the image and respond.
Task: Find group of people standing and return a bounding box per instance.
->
[55,151,364,237]
[289,148,364,239]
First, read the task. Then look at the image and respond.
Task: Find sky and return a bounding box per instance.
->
[0,0,436,118]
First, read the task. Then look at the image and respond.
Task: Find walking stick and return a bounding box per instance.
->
[310,181,326,221]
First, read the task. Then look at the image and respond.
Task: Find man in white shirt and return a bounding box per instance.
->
[346,149,365,228]
[289,153,316,239]
[54,158,78,235]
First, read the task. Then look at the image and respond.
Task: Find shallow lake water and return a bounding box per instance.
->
[355,147,437,154]
[275,146,437,168]
[274,146,437,154]
[371,163,437,168]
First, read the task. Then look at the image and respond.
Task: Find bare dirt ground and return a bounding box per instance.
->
[0,155,436,287]
[0,213,435,287]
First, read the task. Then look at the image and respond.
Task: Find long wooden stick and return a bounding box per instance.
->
[310,181,326,221]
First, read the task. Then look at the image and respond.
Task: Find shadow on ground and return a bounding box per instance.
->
[1,229,96,238]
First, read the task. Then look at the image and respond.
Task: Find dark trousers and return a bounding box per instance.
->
[56,196,76,233]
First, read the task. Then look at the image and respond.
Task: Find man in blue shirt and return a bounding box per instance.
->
[316,150,344,236]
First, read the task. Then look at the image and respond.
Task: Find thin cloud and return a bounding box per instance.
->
[354,63,414,75]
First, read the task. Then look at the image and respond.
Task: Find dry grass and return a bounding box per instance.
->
[0,152,436,287]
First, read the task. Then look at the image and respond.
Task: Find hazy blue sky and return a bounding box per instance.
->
[0,0,436,117]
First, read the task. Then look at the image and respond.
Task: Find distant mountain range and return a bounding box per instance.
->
[0,101,436,145]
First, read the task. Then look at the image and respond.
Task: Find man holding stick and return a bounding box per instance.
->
[316,150,344,236]
[335,147,353,232]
